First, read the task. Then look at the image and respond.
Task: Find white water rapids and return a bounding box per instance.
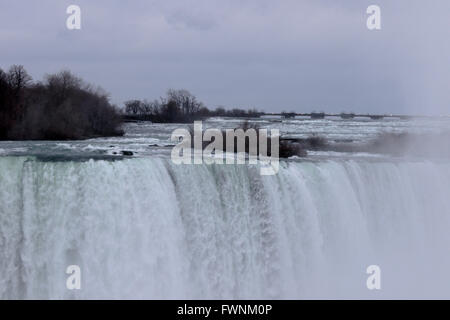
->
[1,156,450,299]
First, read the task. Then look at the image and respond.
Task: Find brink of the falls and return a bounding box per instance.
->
[1,156,450,299]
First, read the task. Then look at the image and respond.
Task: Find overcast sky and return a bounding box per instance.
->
[1,0,449,115]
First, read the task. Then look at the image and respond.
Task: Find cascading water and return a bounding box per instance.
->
[1,156,450,299]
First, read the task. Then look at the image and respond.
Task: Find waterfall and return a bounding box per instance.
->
[1,156,450,299]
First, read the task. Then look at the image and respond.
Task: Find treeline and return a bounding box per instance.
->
[0,65,123,140]
[124,89,262,123]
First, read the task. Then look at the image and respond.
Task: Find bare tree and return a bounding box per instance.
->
[1,66,123,140]
[7,65,32,92]
[45,70,83,104]
[125,100,142,115]
[0,68,8,102]
[166,89,203,116]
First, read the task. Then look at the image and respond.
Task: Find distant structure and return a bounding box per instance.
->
[261,112,421,120]
[340,113,355,119]
[280,112,296,119]
[310,112,325,119]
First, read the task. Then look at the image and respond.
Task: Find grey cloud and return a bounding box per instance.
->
[0,0,449,115]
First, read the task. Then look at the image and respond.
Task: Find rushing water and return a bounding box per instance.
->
[1,118,450,299]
